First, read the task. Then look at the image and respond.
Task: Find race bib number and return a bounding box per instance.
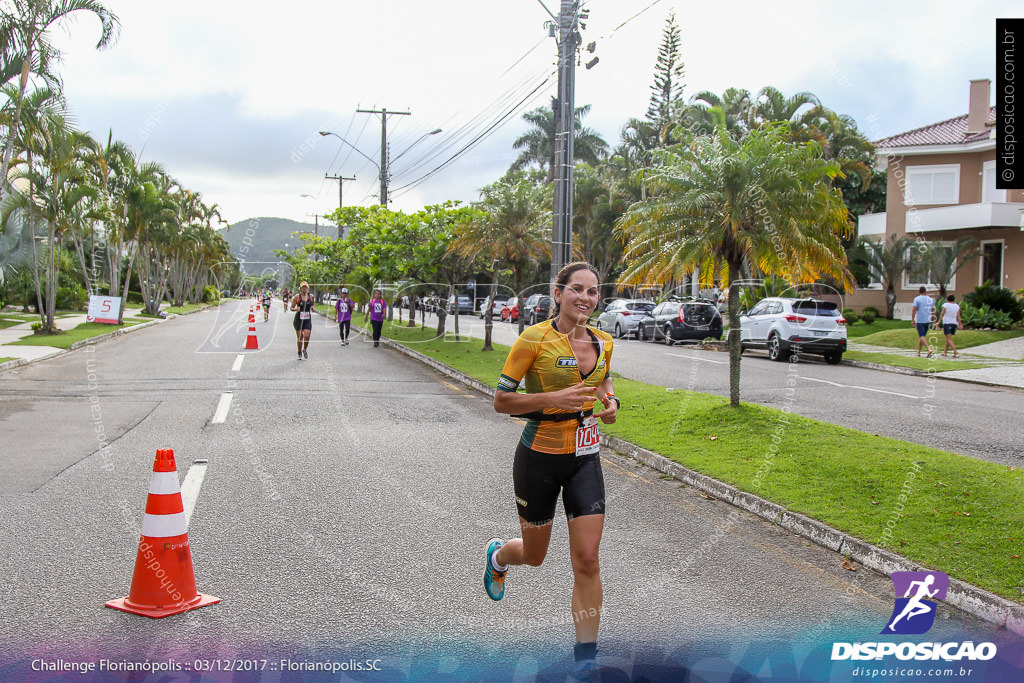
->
[299,311,311,320]
[575,416,600,456]
[338,303,348,314]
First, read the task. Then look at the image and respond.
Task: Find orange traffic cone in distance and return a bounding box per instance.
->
[105,449,219,618]
[248,306,255,324]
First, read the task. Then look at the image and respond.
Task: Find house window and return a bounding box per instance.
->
[982,160,1007,203]
[905,164,960,205]
[902,243,958,290]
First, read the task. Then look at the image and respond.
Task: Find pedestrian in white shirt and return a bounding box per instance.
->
[936,294,962,358]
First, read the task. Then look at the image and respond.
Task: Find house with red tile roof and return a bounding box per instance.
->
[849,79,1024,315]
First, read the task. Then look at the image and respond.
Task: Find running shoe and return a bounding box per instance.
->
[297,352,303,360]
[303,349,308,359]
[483,538,506,601]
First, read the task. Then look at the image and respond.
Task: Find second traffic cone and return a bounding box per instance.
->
[243,319,259,349]
[106,449,219,618]
[248,306,255,324]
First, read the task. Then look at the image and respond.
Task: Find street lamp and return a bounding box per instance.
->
[319,128,441,206]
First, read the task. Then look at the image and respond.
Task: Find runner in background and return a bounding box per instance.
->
[291,282,314,360]
[335,287,354,346]
[365,289,387,348]
[261,288,272,322]
[484,261,619,682]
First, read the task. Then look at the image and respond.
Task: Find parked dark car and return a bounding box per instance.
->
[447,295,475,315]
[637,299,723,344]
[522,294,553,325]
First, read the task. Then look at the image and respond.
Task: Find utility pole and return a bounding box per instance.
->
[324,174,356,238]
[546,0,583,279]
[356,107,411,206]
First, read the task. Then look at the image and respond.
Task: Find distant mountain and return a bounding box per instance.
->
[219,216,332,266]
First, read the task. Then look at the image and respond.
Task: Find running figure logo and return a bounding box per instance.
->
[881,571,949,635]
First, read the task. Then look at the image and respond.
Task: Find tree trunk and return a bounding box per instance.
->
[0,60,30,204]
[436,306,447,337]
[483,290,494,351]
[885,287,896,320]
[407,296,416,327]
[727,267,742,408]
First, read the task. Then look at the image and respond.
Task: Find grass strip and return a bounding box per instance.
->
[858,327,1024,350]
[844,318,908,338]
[379,320,1024,603]
[0,318,27,330]
[0,357,15,364]
[7,320,145,349]
[844,350,990,372]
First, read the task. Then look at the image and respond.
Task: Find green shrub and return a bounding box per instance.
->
[842,308,859,324]
[202,285,220,303]
[860,310,877,324]
[30,321,41,332]
[126,290,144,305]
[861,305,880,317]
[960,301,1014,330]
[56,284,87,311]
[964,283,1023,322]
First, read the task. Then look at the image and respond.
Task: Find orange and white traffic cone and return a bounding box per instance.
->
[243,319,259,350]
[248,306,255,324]
[106,449,219,618]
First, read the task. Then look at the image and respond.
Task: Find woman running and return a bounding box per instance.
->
[484,261,619,681]
[261,288,272,322]
[365,289,387,347]
[291,282,314,359]
[335,287,354,346]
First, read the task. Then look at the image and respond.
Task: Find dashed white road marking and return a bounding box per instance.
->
[666,352,727,365]
[180,461,208,529]
[231,354,245,372]
[211,392,233,423]
[798,375,923,399]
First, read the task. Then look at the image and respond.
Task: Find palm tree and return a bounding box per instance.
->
[511,98,608,184]
[854,234,913,320]
[1,115,99,332]
[748,86,820,130]
[923,237,981,301]
[453,176,550,340]
[0,0,120,201]
[616,119,852,407]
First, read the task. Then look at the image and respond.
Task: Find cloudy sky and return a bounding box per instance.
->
[47,0,1016,226]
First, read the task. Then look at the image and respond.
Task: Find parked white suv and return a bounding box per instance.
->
[739,298,847,364]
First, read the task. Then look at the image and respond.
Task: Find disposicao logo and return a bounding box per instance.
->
[882,570,948,635]
[830,570,997,663]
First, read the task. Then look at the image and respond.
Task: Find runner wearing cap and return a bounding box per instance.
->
[484,261,618,681]
[364,289,387,347]
[291,282,314,360]
[335,287,354,346]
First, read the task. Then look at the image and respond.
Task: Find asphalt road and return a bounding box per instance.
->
[435,311,1024,468]
[0,300,1020,682]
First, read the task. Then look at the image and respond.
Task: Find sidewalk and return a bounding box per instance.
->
[846,336,1024,389]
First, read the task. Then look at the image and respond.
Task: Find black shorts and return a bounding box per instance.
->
[293,317,312,332]
[512,442,605,525]
[942,323,957,335]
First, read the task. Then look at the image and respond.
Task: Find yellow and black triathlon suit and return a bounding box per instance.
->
[497,318,614,525]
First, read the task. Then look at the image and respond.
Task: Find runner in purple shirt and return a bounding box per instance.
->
[365,289,387,347]
[335,287,354,346]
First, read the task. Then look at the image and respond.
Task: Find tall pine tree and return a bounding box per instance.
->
[646,12,685,127]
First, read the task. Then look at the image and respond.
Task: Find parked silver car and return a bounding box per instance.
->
[478,297,507,318]
[595,299,656,338]
[739,297,847,364]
